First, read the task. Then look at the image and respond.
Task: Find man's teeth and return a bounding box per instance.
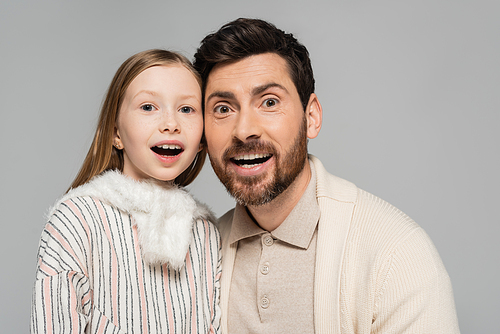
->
[157,144,181,149]
[233,153,270,161]
[233,153,271,168]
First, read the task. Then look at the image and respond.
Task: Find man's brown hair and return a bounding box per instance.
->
[194,18,315,111]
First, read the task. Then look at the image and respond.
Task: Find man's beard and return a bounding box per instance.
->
[208,117,308,206]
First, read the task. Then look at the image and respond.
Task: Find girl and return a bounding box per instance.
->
[31,50,221,333]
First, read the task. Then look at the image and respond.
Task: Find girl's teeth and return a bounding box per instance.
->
[158,144,181,149]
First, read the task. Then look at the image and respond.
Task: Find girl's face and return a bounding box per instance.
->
[115,65,203,182]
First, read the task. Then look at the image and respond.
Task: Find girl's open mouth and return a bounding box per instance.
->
[151,144,183,156]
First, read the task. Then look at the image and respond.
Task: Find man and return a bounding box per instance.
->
[194,18,460,333]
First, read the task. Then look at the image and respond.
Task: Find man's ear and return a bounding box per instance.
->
[305,93,322,139]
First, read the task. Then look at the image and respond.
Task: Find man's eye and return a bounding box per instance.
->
[141,104,155,112]
[263,99,278,108]
[214,105,231,114]
[180,106,194,114]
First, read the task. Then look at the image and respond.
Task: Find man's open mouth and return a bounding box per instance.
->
[151,144,183,156]
[231,153,272,168]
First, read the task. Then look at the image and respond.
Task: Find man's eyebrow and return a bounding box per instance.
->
[206,83,287,103]
[252,83,288,96]
[206,91,235,103]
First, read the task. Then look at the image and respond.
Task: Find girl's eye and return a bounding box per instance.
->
[179,106,194,114]
[141,104,156,112]
[263,98,278,108]
[214,105,231,114]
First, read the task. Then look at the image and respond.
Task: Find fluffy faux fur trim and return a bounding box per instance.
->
[48,170,216,269]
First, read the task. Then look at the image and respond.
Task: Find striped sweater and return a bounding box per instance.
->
[31,171,221,333]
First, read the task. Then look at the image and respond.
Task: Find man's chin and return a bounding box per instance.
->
[232,189,275,207]
[224,175,276,207]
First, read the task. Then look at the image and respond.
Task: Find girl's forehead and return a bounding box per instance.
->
[128,65,201,92]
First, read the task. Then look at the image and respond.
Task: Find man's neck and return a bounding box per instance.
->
[247,162,312,232]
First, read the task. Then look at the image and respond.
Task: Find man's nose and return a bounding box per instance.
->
[232,108,262,142]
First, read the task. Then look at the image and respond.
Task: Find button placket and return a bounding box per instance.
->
[264,236,274,246]
[260,262,270,275]
[260,295,270,309]
[257,233,274,320]
[262,233,274,247]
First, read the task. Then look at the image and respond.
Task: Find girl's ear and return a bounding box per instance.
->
[198,142,204,153]
[114,127,124,150]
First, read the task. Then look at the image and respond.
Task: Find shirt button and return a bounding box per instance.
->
[263,235,274,246]
[260,263,270,275]
[260,296,270,309]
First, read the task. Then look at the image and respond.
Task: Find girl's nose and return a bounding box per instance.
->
[160,111,180,133]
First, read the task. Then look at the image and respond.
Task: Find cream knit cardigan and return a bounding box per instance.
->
[218,155,460,333]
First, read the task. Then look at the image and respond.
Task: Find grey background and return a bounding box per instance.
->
[1,0,498,333]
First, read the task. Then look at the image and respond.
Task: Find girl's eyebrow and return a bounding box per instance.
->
[132,91,200,102]
[177,93,201,101]
[133,90,159,100]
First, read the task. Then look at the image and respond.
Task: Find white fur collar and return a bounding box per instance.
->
[48,170,215,269]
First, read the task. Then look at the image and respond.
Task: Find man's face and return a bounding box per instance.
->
[204,53,316,206]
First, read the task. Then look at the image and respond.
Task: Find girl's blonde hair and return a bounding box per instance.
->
[69,49,206,191]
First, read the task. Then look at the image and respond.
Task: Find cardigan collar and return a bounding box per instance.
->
[49,170,215,269]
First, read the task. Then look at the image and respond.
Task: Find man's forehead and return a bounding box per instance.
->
[205,53,293,92]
